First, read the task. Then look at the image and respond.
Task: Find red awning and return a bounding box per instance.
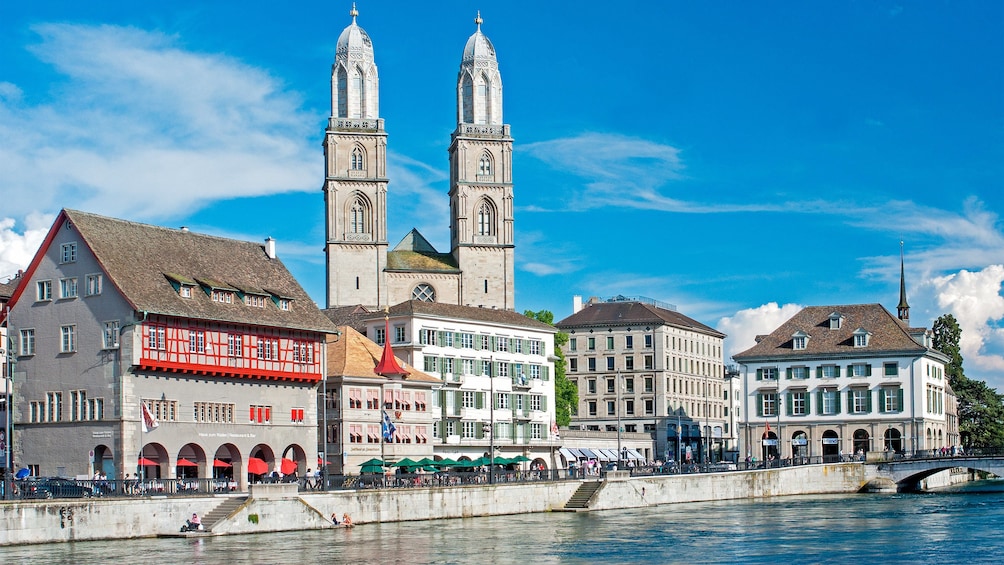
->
[246,457,268,475]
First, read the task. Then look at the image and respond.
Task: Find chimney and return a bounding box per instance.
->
[180,226,189,232]
[573,295,583,314]
[265,237,276,259]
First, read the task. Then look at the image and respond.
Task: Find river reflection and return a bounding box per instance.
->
[2,480,1001,564]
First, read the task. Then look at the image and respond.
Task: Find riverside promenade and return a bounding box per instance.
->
[0,462,884,546]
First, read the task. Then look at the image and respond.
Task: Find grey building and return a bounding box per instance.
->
[4,210,337,487]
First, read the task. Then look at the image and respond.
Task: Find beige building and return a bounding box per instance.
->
[324,9,514,311]
[557,296,729,464]
[3,210,337,487]
[322,325,440,475]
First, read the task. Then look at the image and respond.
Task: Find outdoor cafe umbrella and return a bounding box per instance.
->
[137,457,158,466]
[280,458,298,475]
[15,468,30,479]
[511,455,531,462]
[212,459,232,468]
[176,458,198,467]
[246,457,269,475]
[359,458,386,467]
[415,457,437,467]
[391,458,418,469]
[434,458,459,468]
[359,463,385,474]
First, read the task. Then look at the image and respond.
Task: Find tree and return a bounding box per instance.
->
[524,309,578,427]
[932,313,1004,448]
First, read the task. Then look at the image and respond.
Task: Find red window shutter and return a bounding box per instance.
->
[250,406,255,422]
[265,407,271,422]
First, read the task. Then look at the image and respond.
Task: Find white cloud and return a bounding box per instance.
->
[0,213,55,280]
[930,265,1004,387]
[717,302,805,362]
[0,23,316,223]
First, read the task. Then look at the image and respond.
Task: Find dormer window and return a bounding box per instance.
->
[829,312,843,330]
[165,273,198,299]
[180,286,192,298]
[853,328,871,348]
[212,289,235,303]
[792,330,810,350]
[278,298,290,311]
[245,294,267,308]
[265,288,294,311]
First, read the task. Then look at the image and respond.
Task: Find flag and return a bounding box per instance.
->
[550,420,560,440]
[141,402,159,433]
[763,421,771,439]
[381,410,396,441]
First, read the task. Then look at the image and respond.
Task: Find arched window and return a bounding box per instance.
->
[336,66,348,118]
[476,199,495,236]
[351,68,364,118]
[412,283,435,302]
[349,195,369,234]
[351,146,364,171]
[478,152,492,176]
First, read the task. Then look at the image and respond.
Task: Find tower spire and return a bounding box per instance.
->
[350,2,358,23]
[475,10,482,31]
[897,241,910,323]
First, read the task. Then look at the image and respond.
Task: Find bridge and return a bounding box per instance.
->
[865,453,1004,490]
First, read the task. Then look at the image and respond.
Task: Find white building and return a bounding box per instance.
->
[733,299,951,462]
[340,301,558,469]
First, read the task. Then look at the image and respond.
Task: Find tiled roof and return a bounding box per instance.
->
[326,325,440,383]
[64,209,337,334]
[323,304,374,331]
[0,278,20,300]
[369,300,556,333]
[556,301,724,338]
[386,250,459,272]
[733,303,928,361]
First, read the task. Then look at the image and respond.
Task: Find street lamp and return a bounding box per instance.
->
[615,370,621,470]
[2,325,17,499]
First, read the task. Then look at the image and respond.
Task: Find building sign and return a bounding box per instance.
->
[822,438,840,445]
[792,438,808,446]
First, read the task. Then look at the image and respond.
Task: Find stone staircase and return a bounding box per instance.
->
[562,481,602,511]
[201,496,248,531]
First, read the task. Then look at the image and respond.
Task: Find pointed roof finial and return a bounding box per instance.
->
[350,2,358,23]
[374,307,409,378]
[897,241,910,322]
[475,10,483,30]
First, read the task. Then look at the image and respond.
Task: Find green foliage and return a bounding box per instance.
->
[525,309,577,427]
[932,313,1004,448]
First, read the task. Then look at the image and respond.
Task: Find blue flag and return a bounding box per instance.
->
[381,410,396,441]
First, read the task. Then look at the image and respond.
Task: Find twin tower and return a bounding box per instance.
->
[323,8,515,311]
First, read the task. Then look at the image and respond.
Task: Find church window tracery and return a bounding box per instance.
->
[348,195,370,234]
[351,146,365,170]
[412,283,436,302]
[478,152,492,176]
[476,199,495,236]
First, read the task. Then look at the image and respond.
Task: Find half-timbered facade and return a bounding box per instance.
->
[4,209,337,487]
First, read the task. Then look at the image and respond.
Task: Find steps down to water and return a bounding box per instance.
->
[201,496,248,531]
[561,481,603,512]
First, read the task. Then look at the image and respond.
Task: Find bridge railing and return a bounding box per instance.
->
[865,446,1004,463]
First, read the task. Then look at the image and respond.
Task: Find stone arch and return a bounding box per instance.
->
[177,443,208,479]
[138,443,169,480]
[281,444,309,477]
[345,191,372,236]
[791,430,809,460]
[821,429,840,462]
[91,444,115,478]
[884,428,903,453]
[853,429,870,458]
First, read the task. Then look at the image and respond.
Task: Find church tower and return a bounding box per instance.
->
[448,12,515,309]
[324,5,389,309]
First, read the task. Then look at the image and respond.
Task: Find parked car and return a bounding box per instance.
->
[23,478,95,499]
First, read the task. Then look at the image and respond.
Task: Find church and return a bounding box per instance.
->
[323,8,515,311]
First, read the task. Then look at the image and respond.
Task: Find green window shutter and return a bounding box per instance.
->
[756,393,763,417]
[490,336,496,351]
[846,364,853,377]
[474,360,483,376]
[509,338,516,351]
[756,369,763,381]
[541,395,548,411]
[878,389,886,413]
[897,388,904,411]
[785,392,793,416]
[816,366,822,379]
[816,391,823,415]
[865,364,872,377]
[805,393,811,414]
[454,332,462,346]
[866,389,872,413]
[476,392,485,409]
[786,368,792,380]
[543,366,550,381]
[474,335,482,350]
[835,392,842,414]
[836,365,841,377]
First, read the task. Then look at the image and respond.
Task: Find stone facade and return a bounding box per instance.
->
[324,10,514,311]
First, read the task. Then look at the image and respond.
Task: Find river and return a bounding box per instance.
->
[1,479,1000,564]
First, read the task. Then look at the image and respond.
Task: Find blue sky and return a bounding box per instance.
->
[2,2,1003,390]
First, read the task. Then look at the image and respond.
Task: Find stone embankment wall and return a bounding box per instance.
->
[0,463,870,546]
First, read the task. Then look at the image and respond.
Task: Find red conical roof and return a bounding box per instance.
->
[373,316,409,378]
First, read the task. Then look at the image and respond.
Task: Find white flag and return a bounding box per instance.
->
[141,402,159,433]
